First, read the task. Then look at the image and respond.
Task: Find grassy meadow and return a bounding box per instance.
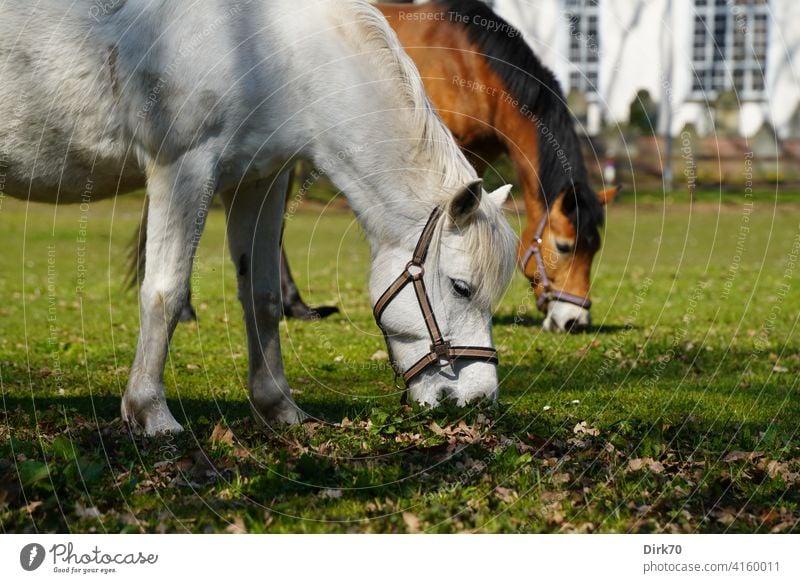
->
[0,188,798,533]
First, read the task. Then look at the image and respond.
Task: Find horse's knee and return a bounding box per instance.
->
[240,290,282,320]
[141,278,189,318]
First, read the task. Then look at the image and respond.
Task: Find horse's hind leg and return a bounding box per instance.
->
[179,289,198,322]
[223,173,305,425]
[121,155,214,435]
[279,169,338,320]
[280,248,339,320]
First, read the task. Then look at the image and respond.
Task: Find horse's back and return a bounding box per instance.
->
[0,1,148,202]
[0,0,386,202]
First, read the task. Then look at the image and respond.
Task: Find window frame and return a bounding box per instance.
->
[564,0,601,97]
[690,0,770,101]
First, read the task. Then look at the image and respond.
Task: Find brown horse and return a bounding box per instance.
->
[288,0,618,331]
[135,0,617,331]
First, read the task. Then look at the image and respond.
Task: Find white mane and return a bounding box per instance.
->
[341,1,516,306]
[342,1,476,189]
[433,202,518,307]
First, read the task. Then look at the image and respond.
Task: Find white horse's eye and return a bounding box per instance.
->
[555,241,575,254]
[450,278,472,298]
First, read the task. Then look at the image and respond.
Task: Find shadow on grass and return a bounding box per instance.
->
[493,313,545,327]
[589,323,641,334]
[2,395,250,430]
[493,312,639,335]
[3,387,798,534]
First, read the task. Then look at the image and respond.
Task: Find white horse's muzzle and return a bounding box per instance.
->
[543,300,591,333]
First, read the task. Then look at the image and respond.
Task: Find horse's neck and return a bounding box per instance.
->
[493,102,548,237]
[296,8,474,247]
[302,85,465,244]
[315,133,458,246]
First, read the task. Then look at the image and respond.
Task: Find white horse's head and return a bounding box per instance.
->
[370,180,516,406]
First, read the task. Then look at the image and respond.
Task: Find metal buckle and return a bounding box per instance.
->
[406,262,424,280]
[431,340,452,366]
[536,290,552,312]
[393,370,404,390]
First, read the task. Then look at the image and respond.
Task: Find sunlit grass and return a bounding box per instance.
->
[1,191,798,533]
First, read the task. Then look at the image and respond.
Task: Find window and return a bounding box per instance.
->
[564,0,600,94]
[692,0,769,99]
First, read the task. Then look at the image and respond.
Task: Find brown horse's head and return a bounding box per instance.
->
[520,183,619,333]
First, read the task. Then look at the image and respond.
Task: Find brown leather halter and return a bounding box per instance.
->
[519,215,592,313]
[373,207,499,386]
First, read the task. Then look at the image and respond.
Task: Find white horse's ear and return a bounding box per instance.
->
[487,184,512,208]
[448,179,483,227]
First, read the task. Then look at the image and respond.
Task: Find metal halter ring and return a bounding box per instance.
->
[405,262,424,279]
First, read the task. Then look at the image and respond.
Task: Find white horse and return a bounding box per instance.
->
[0,0,517,435]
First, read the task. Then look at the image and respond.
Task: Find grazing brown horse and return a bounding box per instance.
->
[135,0,617,331]
[287,0,618,331]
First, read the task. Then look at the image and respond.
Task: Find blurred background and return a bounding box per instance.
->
[389,0,799,194]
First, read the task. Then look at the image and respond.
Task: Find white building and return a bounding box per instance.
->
[490,0,800,139]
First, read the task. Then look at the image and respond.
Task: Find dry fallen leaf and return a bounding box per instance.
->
[428,421,445,436]
[551,472,571,485]
[402,511,421,533]
[494,486,517,504]
[627,457,664,474]
[723,451,764,463]
[765,459,788,479]
[628,458,644,472]
[225,516,247,534]
[713,508,738,525]
[210,423,235,446]
[545,506,565,526]
[573,421,599,437]
[75,502,102,519]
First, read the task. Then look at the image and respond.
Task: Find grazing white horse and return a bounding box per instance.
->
[0,0,517,435]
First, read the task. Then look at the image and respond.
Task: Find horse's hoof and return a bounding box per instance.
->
[144,416,184,436]
[179,304,198,323]
[283,303,339,320]
[121,397,184,436]
[306,306,339,320]
[252,398,307,426]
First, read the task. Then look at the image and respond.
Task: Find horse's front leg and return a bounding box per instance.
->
[223,174,305,425]
[121,155,214,435]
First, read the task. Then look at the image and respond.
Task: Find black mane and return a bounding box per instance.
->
[434,0,604,244]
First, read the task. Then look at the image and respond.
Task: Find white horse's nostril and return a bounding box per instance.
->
[546,301,590,333]
[565,318,589,333]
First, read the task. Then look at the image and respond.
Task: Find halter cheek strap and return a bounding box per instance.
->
[519,215,592,313]
[373,207,498,386]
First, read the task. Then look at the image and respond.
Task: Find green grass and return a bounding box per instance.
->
[0,190,798,533]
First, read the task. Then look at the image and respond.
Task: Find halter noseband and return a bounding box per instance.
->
[519,215,592,313]
[373,207,499,386]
